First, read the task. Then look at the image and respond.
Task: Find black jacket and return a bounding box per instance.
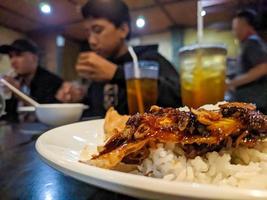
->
[1,66,63,122]
[83,46,182,117]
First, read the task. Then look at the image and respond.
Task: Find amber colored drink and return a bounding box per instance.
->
[180,46,226,108]
[126,78,158,114]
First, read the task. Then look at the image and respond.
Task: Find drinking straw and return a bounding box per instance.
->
[128,46,145,113]
[197,0,203,44]
[194,0,204,108]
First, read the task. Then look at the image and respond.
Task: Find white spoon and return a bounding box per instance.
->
[0,78,40,107]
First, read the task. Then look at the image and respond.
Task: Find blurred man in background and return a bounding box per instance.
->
[57,0,182,117]
[0,39,63,122]
[229,9,267,113]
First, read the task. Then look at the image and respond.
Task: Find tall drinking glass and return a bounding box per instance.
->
[0,69,16,100]
[179,45,227,108]
[124,61,159,114]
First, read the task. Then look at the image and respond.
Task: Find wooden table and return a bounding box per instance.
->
[0,122,138,200]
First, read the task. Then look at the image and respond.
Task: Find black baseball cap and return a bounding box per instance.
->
[0,39,39,55]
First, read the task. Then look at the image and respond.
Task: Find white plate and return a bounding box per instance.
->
[36,120,267,200]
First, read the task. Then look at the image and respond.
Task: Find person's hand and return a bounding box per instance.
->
[56,82,86,103]
[76,52,117,82]
[225,79,235,92]
[3,76,20,89]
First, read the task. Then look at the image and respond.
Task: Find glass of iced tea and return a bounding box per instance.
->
[179,45,227,108]
[124,61,159,114]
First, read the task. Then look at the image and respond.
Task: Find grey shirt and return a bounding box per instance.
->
[239,34,267,73]
[233,34,267,113]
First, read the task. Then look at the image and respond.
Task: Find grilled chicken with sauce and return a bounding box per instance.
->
[83,102,267,169]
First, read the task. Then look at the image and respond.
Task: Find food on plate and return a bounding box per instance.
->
[89,102,267,167]
[80,102,267,189]
[103,107,130,141]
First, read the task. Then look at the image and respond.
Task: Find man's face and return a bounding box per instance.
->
[9,51,37,75]
[84,18,128,58]
[232,18,249,41]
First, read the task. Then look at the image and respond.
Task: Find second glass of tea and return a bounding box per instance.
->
[124,61,159,115]
[179,45,227,108]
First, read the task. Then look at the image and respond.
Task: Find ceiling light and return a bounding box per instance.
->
[136,16,145,28]
[39,2,52,14]
[201,10,206,17]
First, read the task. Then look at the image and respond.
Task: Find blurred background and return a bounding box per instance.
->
[0,0,266,80]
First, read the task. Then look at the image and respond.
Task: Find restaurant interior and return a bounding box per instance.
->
[0,0,266,76]
[1,0,267,200]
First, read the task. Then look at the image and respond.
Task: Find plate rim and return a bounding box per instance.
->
[17,106,35,112]
[36,120,267,200]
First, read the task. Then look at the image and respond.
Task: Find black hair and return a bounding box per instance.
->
[81,0,131,39]
[235,9,258,30]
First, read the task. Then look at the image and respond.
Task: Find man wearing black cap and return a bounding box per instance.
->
[57,0,182,117]
[0,39,63,122]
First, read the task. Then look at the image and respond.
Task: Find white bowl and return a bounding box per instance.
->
[35,103,86,126]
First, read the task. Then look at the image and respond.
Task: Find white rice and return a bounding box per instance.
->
[135,141,267,189]
[134,101,267,189]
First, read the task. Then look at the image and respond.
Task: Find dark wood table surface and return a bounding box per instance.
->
[0,122,139,200]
